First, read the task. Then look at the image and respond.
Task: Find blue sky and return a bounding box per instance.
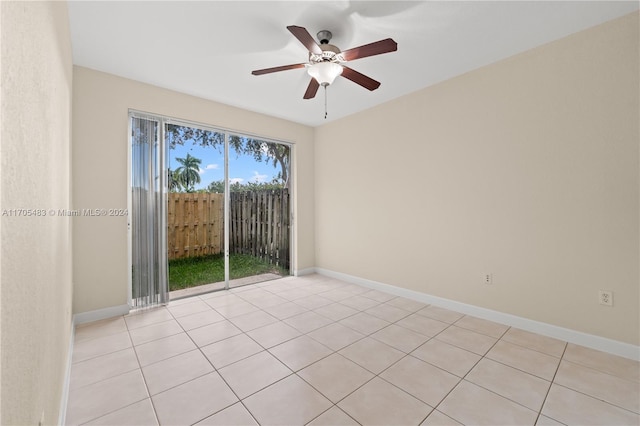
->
[169,142,278,190]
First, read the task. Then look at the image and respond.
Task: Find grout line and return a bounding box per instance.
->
[535,342,568,425]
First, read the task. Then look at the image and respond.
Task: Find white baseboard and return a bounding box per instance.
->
[294,267,316,277]
[57,315,75,426]
[315,267,640,361]
[73,304,130,325]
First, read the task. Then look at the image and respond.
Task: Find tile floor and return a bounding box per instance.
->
[66,274,640,425]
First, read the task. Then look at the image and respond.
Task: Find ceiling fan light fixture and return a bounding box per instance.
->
[307,62,343,86]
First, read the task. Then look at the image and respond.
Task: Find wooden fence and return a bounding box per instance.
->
[168,192,224,259]
[167,190,290,269]
[229,189,290,270]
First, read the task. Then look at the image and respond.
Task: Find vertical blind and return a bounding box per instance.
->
[130,114,168,308]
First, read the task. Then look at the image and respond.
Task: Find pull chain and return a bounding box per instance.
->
[324,85,328,119]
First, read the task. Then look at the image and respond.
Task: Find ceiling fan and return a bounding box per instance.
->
[251,26,397,103]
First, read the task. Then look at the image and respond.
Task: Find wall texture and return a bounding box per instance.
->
[0,2,73,424]
[315,13,639,345]
[72,67,315,314]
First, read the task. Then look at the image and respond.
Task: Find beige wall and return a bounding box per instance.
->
[0,2,74,424]
[315,13,639,345]
[72,67,315,314]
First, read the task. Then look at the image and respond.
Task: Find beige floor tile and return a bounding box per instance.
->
[314,302,359,321]
[246,321,301,348]
[486,340,560,380]
[501,328,566,357]
[396,313,449,337]
[84,398,158,425]
[298,353,375,402]
[284,311,334,333]
[167,299,212,318]
[72,331,132,363]
[203,293,245,309]
[75,317,128,342]
[142,349,214,395]
[554,360,639,413]
[308,406,359,426]
[66,370,148,425]
[175,309,225,331]
[212,301,258,318]
[542,384,639,425]
[535,415,565,425]
[411,339,481,378]
[276,287,313,301]
[361,289,396,302]
[341,284,370,295]
[320,288,356,302]
[219,350,292,398]
[187,320,242,347]
[134,332,197,367]
[386,296,427,312]
[201,333,264,369]
[564,343,640,382]
[246,293,289,309]
[420,410,462,425]
[262,301,309,320]
[416,306,464,323]
[70,348,139,390]
[339,336,405,374]
[340,295,382,311]
[436,326,497,355]
[365,303,412,322]
[466,358,551,411]
[129,320,183,346]
[244,374,332,425]
[228,310,279,332]
[381,355,460,407]
[438,381,537,425]
[196,402,258,425]
[293,294,334,310]
[268,335,333,371]
[339,312,391,335]
[453,315,509,338]
[338,377,432,426]
[152,372,238,425]
[371,324,430,353]
[124,307,173,330]
[307,323,365,351]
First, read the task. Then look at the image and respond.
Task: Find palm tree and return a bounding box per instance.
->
[168,169,182,192]
[174,153,201,192]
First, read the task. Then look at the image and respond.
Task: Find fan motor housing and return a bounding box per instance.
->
[310,43,343,63]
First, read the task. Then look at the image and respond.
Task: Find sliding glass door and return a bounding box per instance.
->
[129,112,292,308]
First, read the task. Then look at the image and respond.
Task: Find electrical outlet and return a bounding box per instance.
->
[483,273,492,284]
[599,290,613,306]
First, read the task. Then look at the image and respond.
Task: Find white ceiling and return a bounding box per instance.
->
[68,1,638,127]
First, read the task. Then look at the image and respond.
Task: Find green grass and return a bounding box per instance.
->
[168,253,286,291]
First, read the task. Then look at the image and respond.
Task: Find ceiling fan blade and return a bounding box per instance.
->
[251,63,306,75]
[287,25,322,55]
[303,78,320,99]
[341,66,381,91]
[340,38,397,61]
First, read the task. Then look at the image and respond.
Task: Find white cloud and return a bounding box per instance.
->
[198,168,205,175]
[205,164,218,170]
[230,178,244,184]
[251,171,268,183]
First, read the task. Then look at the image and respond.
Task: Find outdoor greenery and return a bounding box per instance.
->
[166,124,290,190]
[168,253,285,291]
